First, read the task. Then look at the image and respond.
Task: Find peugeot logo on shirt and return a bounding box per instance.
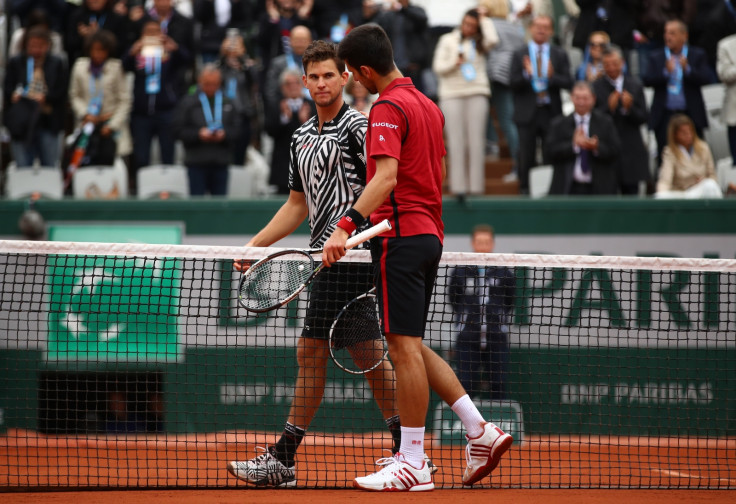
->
[372,122,399,129]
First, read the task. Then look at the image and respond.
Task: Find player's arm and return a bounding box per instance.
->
[234,191,308,271]
[247,190,308,247]
[322,155,397,266]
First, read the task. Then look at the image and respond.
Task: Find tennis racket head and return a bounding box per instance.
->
[238,249,318,312]
[329,289,388,375]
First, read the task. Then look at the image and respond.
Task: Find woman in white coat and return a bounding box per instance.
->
[432,8,498,199]
[69,29,133,164]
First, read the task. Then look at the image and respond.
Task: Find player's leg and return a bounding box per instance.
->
[414,238,513,487]
[353,236,437,491]
[226,336,328,487]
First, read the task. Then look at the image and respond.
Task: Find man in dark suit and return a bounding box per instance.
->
[510,14,574,194]
[593,46,651,195]
[642,19,711,166]
[545,81,621,195]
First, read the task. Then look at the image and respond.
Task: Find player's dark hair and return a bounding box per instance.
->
[337,24,395,76]
[302,39,344,74]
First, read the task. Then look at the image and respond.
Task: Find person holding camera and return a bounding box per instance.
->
[3,26,68,168]
[123,19,189,190]
[432,7,498,201]
[214,30,260,165]
[174,65,240,196]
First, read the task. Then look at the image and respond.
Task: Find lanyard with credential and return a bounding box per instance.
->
[145,56,162,94]
[25,57,33,93]
[529,41,549,92]
[88,72,104,116]
[460,39,477,81]
[199,90,223,131]
[90,13,106,28]
[665,44,688,95]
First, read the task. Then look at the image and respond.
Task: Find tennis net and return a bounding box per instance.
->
[0,239,734,490]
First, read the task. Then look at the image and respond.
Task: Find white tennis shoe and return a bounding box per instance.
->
[462,422,513,486]
[226,446,296,487]
[353,452,434,492]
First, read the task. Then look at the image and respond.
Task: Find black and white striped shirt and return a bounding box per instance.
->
[289,102,368,249]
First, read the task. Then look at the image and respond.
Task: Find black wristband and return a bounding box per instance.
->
[344,207,366,228]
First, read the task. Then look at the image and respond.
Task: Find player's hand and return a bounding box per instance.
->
[322,227,349,268]
[233,258,254,272]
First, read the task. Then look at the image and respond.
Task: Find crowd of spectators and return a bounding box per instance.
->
[1,0,734,198]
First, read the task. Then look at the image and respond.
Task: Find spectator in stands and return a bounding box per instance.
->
[194,0,253,64]
[265,68,316,194]
[695,0,736,81]
[69,29,132,167]
[655,114,722,198]
[635,0,697,78]
[642,20,710,168]
[214,31,259,165]
[572,0,637,63]
[7,8,65,59]
[433,8,497,201]
[64,0,130,64]
[257,0,313,86]
[508,0,553,40]
[545,80,621,195]
[593,46,651,195]
[345,74,375,114]
[263,24,312,111]
[362,0,432,96]
[310,0,362,42]
[3,26,68,168]
[575,30,609,83]
[174,65,240,196]
[509,14,573,195]
[7,0,67,32]
[481,0,525,178]
[123,20,188,185]
[133,0,195,89]
[717,33,736,165]
[448,224,515,401]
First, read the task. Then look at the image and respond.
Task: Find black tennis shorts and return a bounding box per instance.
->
[302,261,376,341]
[370,234,442,338]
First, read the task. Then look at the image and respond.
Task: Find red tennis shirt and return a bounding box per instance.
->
[366,77,446,243]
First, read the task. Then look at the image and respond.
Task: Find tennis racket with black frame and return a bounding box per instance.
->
[237,219,391,313]
[328,287,388,375]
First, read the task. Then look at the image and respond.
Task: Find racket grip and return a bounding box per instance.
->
[345,219,392,249]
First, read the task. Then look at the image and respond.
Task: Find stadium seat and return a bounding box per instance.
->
[137,164,189,199]
[702,83,725,119]
[4,162,64,199]
[716,157,735,192]
[71,158,128,199]
[705,125,730,163]
[228,147,271,198]
[529,165,553,198]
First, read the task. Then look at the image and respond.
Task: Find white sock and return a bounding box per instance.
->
[398,426,425,469]
[451,394,485,438]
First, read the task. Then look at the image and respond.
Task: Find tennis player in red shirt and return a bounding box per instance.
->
[323,24,513,491]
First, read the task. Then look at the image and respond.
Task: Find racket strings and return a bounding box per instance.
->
[239,252,314,311]
[331,294,386,373]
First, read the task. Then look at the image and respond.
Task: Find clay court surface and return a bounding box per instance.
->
[2,429,735,502]
[4,489,736,504]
